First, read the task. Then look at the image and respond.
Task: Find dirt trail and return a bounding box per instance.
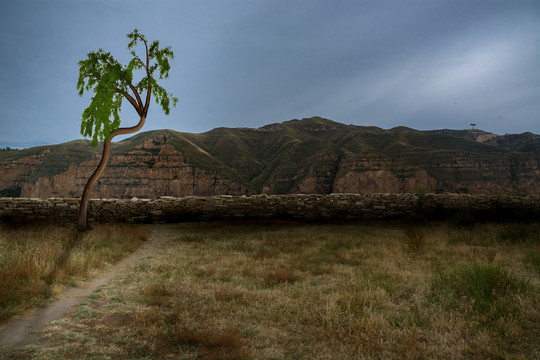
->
[0,227,165,348]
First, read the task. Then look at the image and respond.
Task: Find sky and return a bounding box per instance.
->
[0,0,539,148]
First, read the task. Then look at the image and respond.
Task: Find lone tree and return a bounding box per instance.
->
[76,29,177,230]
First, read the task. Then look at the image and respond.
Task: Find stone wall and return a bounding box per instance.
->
[1,193,540,225]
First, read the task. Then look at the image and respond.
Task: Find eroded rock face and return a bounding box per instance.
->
[333,170,435,193]
[21,136,252,199]
[331,154,436,193]
[0,150,50,195]
[331,152,540,195]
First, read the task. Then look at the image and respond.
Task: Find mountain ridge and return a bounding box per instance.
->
[1,117,539,198]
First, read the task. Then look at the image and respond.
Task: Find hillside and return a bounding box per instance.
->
[1,117,540,198]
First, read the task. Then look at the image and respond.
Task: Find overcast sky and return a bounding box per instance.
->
[1,0,538,148]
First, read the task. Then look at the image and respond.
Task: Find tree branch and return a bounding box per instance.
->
[129,84,144,109]
[144,88,152,117]
[115,88,143,116]
[141,35,152,116]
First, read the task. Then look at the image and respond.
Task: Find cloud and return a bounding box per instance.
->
[0,0,539,147]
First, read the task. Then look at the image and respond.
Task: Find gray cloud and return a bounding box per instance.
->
[1,0,538,148]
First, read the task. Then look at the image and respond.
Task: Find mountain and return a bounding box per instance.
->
[1,117,540,198]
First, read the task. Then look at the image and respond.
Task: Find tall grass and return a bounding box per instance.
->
[0,224,147,322]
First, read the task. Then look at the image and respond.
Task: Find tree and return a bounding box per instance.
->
[76,29,177,230]
[470,123,476,130]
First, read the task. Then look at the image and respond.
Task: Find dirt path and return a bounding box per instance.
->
[0,227,165,348]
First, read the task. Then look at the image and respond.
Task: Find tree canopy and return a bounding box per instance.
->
[76,29,178,146]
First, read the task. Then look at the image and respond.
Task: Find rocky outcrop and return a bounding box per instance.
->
[0,150,50,196]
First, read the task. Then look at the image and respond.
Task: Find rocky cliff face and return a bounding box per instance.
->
[2,117,540,198]
[20,134,253,199]
[0,150,50,197]
[331,152,540,195]
[331,153,433,193]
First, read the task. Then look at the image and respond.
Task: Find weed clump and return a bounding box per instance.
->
[143,284,171,307]
[102,306,253,359]
[433,262,531,316]
[403,226,426,253]
[263,268,299,286]
[162,326,252,360]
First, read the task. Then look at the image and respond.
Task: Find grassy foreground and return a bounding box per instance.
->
[2,221,540,359]
[0,224,148,322]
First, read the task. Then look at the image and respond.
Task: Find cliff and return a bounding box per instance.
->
[18,133,253,199]
[1,117,539,198]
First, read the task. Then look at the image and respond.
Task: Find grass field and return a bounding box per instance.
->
[0,224,148,323]
[1,221,539,359]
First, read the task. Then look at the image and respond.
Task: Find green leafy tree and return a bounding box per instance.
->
[76,29,177,230]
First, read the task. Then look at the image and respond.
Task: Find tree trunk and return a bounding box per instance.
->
[77,116,146,231]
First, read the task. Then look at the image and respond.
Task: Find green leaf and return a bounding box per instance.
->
[77,29,178,146]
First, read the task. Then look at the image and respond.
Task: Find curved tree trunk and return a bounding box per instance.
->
[77,116,147,231]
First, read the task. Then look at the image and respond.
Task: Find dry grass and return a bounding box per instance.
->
[2,221,539,359]
[0,223,148,322]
